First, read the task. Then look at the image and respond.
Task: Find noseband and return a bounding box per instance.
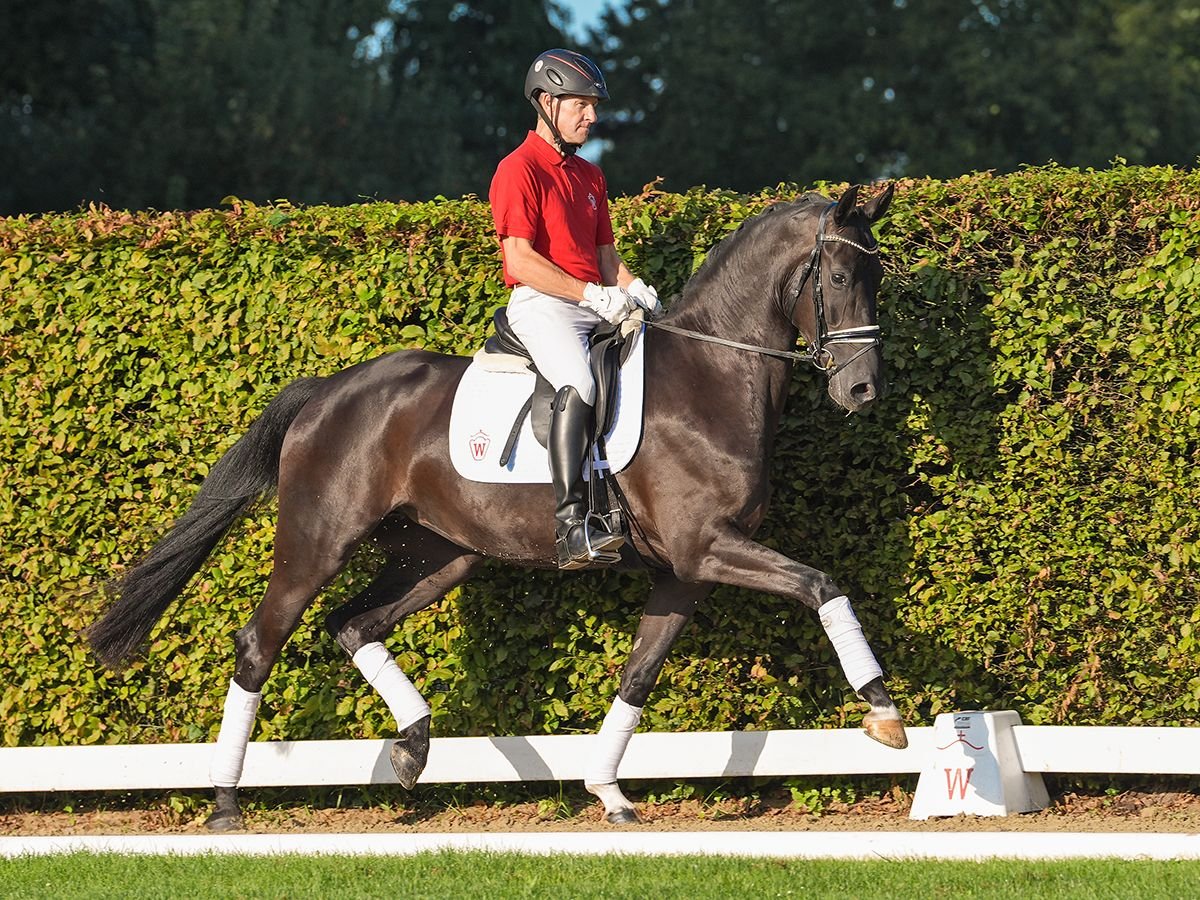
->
[645,201,882,378]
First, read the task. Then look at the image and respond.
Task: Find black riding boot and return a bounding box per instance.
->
[549,385,624,569]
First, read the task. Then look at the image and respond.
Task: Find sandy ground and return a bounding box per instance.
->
[5,788,1200,836]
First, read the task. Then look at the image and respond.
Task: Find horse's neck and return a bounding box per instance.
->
[665,271,799,408]
[652,293,797,444]
[668,278,796,356]
[652,215,807,439]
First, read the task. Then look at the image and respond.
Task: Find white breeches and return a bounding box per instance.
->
[506,285,601,406]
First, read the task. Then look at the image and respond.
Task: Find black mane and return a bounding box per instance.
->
[664,192,829,327]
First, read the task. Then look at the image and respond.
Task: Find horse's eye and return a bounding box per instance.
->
[831,272,847,286]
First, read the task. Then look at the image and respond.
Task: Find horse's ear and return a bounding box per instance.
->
[833,184,861,225]
[861,182,895,224]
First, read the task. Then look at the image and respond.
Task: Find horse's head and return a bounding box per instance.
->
[787,184,893,413]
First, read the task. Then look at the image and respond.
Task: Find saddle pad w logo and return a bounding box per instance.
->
[449,327,646,484]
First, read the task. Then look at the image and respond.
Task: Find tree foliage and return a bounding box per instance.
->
[0,0,567,213]
[4,1,1199,213]
[590,0,1200,194]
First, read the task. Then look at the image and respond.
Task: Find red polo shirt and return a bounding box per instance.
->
[489,131,615,288]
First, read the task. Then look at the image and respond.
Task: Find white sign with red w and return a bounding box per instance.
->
[910,710,1049,819]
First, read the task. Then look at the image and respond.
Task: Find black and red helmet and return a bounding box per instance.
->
[524,49,608,102]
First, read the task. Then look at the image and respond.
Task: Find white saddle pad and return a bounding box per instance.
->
[449,325,646,484]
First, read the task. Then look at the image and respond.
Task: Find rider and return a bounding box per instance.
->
[489,48,662,571]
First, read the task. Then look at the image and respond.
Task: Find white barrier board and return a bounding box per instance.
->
[1013,726,1200,774]
[1,728,933,792]
[7,721,1200,805]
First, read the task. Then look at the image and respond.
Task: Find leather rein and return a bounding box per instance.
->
[644,202,881,378]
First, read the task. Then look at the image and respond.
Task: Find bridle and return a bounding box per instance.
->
[784,202,882,374]
[644,201,882,378]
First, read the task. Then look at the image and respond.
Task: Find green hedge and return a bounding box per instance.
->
[2,166,1199,749]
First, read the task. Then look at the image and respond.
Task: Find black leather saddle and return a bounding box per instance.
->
[484,307,637,466]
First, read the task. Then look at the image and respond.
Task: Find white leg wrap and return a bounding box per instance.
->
[352,642,431,732]
[209,679,261,788]
[819,595,884,692]
[585,695,643,786]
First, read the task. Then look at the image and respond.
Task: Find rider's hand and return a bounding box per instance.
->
[581,283,635,325]
[625,277,663,318]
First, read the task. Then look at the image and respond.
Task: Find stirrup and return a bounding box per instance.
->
[585,511,624,553]
[556,516,624,570]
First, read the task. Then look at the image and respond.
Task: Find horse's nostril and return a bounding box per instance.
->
[850,382,877,402]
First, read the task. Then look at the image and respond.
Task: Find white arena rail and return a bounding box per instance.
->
[1011,725,1200,775]
[0,728,935,793]
[3,716,1198,816]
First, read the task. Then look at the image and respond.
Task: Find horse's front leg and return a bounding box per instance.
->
[680,525,907,750]
[821,595,907,748]
[586,574,713,824]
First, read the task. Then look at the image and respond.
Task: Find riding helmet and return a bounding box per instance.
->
[524,49,608,102]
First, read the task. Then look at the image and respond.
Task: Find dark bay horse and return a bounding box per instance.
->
[89,184,905,830]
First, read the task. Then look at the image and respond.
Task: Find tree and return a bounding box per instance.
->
[0,0,573,213]
[588,0,1200,195]
[873,0,1200,177]
[1,0,392,212]
[7,0,1196,212]
[0,0,155,211]
[371,0,571,200]
[588,0,898,194]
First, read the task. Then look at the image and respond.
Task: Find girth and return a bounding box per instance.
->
[484,308,636,466]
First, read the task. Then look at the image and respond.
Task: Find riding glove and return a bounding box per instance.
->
[581,283,635,324]
[625,277,663,318]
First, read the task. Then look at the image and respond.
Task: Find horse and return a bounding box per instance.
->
[88,183,905,831]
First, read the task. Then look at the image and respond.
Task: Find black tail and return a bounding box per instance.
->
[88,377,325,669]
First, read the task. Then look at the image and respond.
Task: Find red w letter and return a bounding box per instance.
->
[944,767,973,800]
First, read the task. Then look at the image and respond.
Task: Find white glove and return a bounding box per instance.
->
[625,277,663,318]
[581,283,635,325]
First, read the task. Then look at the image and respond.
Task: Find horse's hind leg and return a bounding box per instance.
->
[586,574,713,825]
[324,521,483,790]
[205,499,382,832]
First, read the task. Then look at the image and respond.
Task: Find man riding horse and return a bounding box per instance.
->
[88,46,905,831]
[489,49,662,570]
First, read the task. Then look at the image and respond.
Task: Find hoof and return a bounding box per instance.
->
[205,786,244,832]
[864,711,908,749]
[586,782,641,825]
[204,808,244,832]
[390,715,431,790]
[604,807,641,825]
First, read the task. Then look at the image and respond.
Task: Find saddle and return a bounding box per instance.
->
[480,307,644,548]
[482,307,641,465]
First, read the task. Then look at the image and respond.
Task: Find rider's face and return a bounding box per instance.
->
[548,95,599,145]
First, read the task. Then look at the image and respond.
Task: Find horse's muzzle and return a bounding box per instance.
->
[827,354,886,413]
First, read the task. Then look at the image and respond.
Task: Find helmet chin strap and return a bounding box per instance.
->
[531,94,580,157]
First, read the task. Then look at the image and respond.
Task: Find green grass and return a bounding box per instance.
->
[5,853,1200,899]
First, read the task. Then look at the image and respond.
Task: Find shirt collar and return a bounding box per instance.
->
[523,130,574,168]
